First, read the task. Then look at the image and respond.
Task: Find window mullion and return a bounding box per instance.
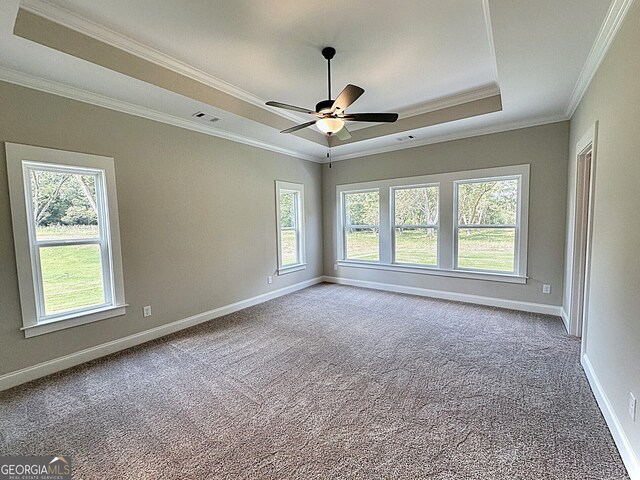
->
[379,187,391,264]
[439,180,454,270]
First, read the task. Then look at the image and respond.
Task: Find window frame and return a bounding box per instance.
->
[275,181,306,275]
[335,165,529,284]
[338,188,381,263]
[5,143,127,338]
[453,175,522,274]
[391,183,440,268]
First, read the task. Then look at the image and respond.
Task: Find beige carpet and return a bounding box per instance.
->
[0,284,628,479]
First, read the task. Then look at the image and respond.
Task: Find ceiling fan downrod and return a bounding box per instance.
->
[322,47,336,101]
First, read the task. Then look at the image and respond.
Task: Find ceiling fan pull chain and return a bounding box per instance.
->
[327,148,332,168]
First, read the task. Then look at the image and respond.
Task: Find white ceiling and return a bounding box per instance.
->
[0,0,617,162]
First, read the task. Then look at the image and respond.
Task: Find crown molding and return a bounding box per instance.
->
[0,65,569,166]
[18,0,308,126]
[0,66,320,163]
[396,84,500,121]
[326,113,569,163]
[481,0,501,87]
[565,0,635,117]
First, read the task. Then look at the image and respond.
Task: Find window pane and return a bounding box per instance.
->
[394,186,438,225]
[40,244,105,315]
[457,179,518,226]
[344,191,379,226]
[279,191,296,228]
[31,170,100,240]
[457,228,515,272]
[345,228,379,261]
[280,229,298,266]
[395,228,437,266]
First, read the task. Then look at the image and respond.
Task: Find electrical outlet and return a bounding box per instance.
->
[542,284,551,294]
[267,276,273,284]
[334,263,338,271]
[143,305,152,317]
[629,393,637,421]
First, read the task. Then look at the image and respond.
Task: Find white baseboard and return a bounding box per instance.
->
[0,277,323,392]
[582,354,640,479]
[561,307,570,333]
[322,275,563,316]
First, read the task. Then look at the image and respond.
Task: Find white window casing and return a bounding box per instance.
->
[5,143,127,338]
[275,181,306,274]
[340,188,380,263]
[391,184,440,267]
[336,165,530,284]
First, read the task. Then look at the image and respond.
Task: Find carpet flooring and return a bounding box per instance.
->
[0,284,629,479]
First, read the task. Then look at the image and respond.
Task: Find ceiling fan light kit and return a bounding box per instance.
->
[316,117,345,135]
[266,47,398,141]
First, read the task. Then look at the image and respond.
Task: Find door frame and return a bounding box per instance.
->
[568,122,598,346]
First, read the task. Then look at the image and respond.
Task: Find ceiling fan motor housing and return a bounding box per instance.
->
[315,99,335,114]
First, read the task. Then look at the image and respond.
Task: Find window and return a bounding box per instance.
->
[342,190,380,262]
[6,143,126,337]
[275,181,305,274]
[393,185,439,266]
[455,178,519,273]
[336,165,529,283]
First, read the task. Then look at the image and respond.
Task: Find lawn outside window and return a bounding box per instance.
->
[336,165,529,284]
[454,177,520,274]
[275,181,306,274]
[392,184,439,267]
[5,143,126,338]
[341,189,380,262]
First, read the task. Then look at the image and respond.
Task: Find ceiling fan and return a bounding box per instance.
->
[266,47,398,140]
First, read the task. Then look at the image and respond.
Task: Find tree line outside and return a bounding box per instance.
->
[31,171,99,232]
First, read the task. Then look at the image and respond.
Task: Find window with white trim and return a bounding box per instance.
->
[6,143,126,338]
[275,181,306,274]
[336,165,529,284]
[393,185,439,267]
[342,189,380,262]
[455,177,519,273]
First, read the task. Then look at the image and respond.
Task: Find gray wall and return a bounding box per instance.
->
[565,0,640,459]
[322,122,569,306]
[0,82,322,375]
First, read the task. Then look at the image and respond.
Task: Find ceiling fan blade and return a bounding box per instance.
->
[342,113,399,123]
[266,101,316,115]
[335,125,351,141]
[331,84,365,112]
[280,120,317,134]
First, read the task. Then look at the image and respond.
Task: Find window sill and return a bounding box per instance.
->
[336,261,527,284]
[277,263,307,275]
[21,304,128,338]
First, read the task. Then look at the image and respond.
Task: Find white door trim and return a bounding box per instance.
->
[569,123,598,344]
